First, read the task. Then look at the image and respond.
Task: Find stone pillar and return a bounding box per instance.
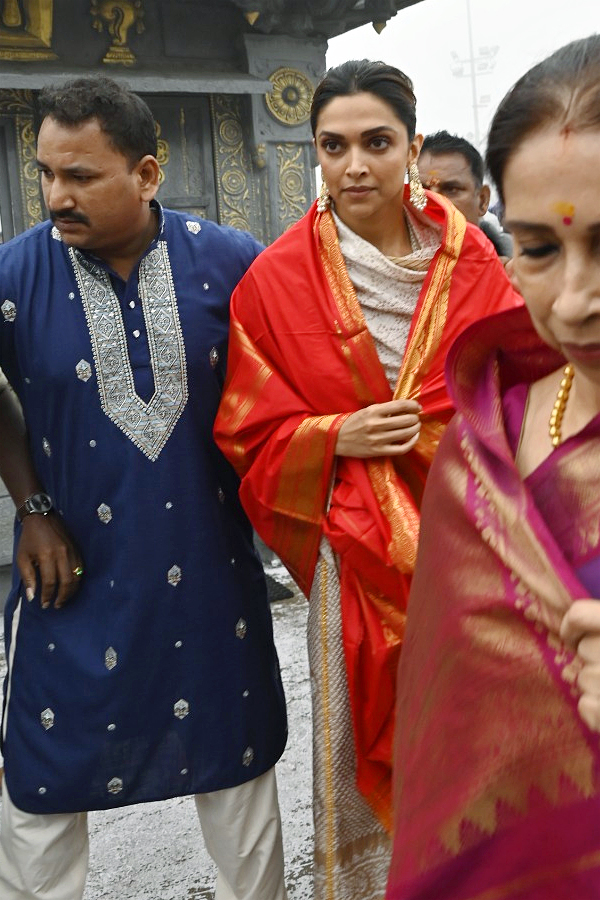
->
[243,33,325,243]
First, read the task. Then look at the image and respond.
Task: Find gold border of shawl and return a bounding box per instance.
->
[220,318,273,468]
[274,413,348,521]
[395,194,466,401]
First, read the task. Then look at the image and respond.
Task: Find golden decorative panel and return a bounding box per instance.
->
[91,0,144,66]
[277,142,307,230]
[0,90,43,228]
[210,95,254,234]
[155,121,169,185]
[0,0,56,60]
[16,114,42,227]
[0,86,34,116]
[265,67,313,126]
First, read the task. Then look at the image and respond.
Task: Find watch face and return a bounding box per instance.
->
[30,494,52,514]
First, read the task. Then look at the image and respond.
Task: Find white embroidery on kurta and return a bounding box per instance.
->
[174,699,189,719]
[97,503,112,524]
[69,242,188,461]
[76,359,92,382]
[40,708,54,730]
[1,300,16,322]
[168,564,182,586]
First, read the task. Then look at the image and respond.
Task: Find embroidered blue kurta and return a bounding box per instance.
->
[0,206,287,814]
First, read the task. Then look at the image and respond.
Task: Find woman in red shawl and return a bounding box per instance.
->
[386,35,600,900]
[215,60,518,900]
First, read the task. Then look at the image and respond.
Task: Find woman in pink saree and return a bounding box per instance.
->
[386,35,600,900]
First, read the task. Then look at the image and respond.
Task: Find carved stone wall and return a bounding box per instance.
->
[0,2,331,562]
[211,94,267,242]
[0,5,325,244]
[0,0,56,61]
[244,34,324,240]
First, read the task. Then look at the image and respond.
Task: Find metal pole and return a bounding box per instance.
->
[465,0,480,145]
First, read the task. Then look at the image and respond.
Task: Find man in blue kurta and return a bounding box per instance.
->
[0,76,288,900]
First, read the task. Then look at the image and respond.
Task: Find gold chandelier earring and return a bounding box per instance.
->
[317,179,331,212]
[408,164,427,211]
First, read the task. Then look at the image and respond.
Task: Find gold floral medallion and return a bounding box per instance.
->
[265,67,313,126]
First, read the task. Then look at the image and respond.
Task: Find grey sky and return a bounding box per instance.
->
[326,0,598,151]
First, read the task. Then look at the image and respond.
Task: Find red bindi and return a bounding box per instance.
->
[563,216,573,226]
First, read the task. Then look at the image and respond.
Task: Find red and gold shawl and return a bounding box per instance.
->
[215,190,519,829]
[387,306,600,899]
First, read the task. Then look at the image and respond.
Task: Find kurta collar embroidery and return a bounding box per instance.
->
[68,207,188,461]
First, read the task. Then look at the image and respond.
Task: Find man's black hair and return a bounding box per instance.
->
[421,130,484,186]
[38,76,157,167]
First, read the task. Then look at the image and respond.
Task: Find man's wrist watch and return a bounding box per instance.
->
[16,492,53,522]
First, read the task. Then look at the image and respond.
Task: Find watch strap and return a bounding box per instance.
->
[16,492,53,522]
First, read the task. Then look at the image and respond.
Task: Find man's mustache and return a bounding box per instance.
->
[50,209,90,226]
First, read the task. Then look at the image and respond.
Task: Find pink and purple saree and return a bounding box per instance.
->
[386,305,600,900]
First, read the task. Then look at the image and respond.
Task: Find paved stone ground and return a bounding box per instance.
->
[0,562,314,899]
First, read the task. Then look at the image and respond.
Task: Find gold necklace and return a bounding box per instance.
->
[549,363,574,447]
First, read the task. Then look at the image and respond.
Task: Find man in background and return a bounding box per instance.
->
[418,130,512,260]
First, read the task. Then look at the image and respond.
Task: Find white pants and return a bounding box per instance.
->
[0,768,288,900]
